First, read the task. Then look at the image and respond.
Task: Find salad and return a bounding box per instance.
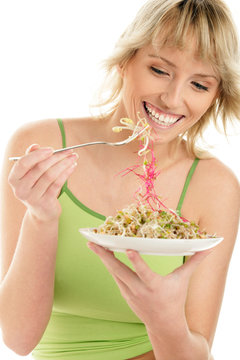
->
[94,203,215,239]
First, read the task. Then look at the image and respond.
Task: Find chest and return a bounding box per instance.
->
[66,151,200,223]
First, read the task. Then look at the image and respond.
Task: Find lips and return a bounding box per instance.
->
[143,101,184,128]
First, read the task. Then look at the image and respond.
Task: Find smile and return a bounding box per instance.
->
[143,101,184,128]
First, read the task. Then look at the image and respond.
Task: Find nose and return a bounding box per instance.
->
[160,79,184,110]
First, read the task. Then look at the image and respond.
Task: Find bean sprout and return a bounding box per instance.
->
[95,203,215,239]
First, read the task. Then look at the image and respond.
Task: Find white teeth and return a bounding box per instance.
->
[145,104,179,126]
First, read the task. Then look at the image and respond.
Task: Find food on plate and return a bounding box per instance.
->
[94,203,216,239]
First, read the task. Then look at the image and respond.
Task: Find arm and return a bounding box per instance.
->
[0,122,78,355]
[0,211,59,355]
[147,328,212,360]
[88,243,214,360]
[87,161,239,360]
[147,164,240,359]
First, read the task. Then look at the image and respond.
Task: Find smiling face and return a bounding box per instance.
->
[118,41,220,143]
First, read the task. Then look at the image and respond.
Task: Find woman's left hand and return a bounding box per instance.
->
[87,242,213,333]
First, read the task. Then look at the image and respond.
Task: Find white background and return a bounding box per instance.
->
[0,1,239,359]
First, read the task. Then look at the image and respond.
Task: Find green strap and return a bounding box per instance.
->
[57,118,66,148]
[57,119,67,195]
[176,158,200,217]
[179,158,199,264]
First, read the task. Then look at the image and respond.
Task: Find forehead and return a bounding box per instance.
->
[154,30,210,57]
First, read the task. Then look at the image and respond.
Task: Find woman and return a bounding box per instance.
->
[0,0,239,359]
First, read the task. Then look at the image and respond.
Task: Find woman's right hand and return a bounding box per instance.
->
[8,144,78,223]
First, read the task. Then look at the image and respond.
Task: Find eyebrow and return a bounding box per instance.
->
[148,54,219,81]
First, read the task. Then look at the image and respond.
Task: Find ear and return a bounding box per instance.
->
[116,64,125,78]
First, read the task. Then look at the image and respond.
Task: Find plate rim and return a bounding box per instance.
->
[79,227,223,243]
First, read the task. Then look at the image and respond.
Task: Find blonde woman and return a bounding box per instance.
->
[0,1,239,359]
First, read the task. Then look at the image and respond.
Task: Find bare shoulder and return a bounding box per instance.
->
[200,156,239,182]
[4,116,101,158]
[5,118,63,158]
[194,156,239,205]
[194,156,239,239]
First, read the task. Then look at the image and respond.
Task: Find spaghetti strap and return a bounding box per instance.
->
[57,118,66,148]
[177,158,199,264]
[176,158,199,217]
[57,119,68,195]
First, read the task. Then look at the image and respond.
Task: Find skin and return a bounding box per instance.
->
[114,42,220,148]
[0,41,239,359]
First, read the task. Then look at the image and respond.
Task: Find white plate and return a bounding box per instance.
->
[79,228,223,256]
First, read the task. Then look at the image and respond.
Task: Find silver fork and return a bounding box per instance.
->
[9,126,149,161]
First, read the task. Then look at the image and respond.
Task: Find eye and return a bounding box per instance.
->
[151,66,169,76]
[192,81,209,92]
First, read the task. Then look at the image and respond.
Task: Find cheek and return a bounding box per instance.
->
[122,74,144,107]
[123,63,150,96]
[190,96,215,121]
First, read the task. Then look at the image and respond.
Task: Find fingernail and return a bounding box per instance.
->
[67,152,79,161]
[126,250,135,259]
[72,152,79,160]
[27,144,39,151]
[26,144,40,154]
[43,147,54,153]
[87,242,97,253]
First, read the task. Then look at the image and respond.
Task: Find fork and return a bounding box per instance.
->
[9,126,149,161]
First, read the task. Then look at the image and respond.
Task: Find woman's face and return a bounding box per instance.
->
[119,41,220,143]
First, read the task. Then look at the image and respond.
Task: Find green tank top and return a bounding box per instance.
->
[32,119,199,360]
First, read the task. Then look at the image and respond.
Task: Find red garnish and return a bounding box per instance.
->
[115,119,189,222]
[119,141,174,214]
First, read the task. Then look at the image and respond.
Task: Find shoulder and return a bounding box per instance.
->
[195,156,239,200]
[5,116,100,157]
[6,118,62,155]
[194,156,239,236]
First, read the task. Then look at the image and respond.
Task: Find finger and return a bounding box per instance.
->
[175,248,214,279]
[126,250,158,286]
[43,161,78,199]
[10,147,54,181]
[25,143,41,154]
[87,242,138,284]
[10,151,76,201]
[112,273,132,298]
[28,153,78,200]
[25,151,77,191]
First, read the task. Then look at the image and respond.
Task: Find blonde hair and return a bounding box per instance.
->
[93,0,240,158]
